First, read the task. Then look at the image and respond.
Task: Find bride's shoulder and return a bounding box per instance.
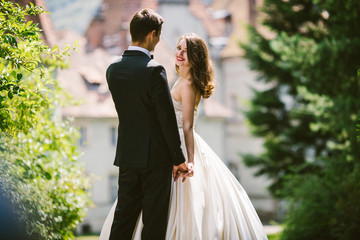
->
[182,79,198,95]
[178,77,194,89]
[175,78,197,97]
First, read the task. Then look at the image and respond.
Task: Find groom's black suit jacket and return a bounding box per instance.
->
[106,50,185,168]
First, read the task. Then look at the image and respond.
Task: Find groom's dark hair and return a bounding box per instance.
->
[130,8,164,43]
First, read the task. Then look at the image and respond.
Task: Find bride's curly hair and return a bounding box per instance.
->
[175,33,215,98]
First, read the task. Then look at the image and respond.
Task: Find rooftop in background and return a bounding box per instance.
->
[47,0,102,34]
[34,0,262,119]
[158,0,189,3]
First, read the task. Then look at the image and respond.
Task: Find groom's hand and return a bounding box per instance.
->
[173,163,188,182]
[180,162,194,182]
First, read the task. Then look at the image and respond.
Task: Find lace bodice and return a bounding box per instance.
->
[172,98,198,129]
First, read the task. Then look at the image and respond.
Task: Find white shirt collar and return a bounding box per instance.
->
[128,46,151,58]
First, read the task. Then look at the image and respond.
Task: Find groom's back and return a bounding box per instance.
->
[106,51,173,168]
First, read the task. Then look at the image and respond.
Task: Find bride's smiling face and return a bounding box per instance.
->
[175,38,189,68]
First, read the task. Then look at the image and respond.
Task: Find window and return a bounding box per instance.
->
[78,126,87,147]
[109,174,118,202]
[110,127,117,147]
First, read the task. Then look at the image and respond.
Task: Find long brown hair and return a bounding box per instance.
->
[175,33,215,98]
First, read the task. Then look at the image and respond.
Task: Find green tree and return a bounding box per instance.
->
[0,1,90,239]
[242,0,360,239]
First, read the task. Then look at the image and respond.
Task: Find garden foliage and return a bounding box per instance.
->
[0,1,90,239]
[242,0,360,239]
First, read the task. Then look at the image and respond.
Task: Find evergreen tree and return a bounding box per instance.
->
[242,0,360,238]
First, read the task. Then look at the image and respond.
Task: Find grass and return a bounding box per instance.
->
[75,235,99,240]
[75,231,283,240]
[268,232,282,240]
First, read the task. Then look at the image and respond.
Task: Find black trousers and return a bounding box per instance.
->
[109,165,172,240]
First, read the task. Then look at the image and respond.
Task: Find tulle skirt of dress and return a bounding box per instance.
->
[99,131,268,240]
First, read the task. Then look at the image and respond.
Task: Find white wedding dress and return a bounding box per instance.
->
[99,98,268,240]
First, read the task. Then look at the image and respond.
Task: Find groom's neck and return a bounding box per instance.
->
[131,41,151,52]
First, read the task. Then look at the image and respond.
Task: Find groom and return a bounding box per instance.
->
[106,8,188,240]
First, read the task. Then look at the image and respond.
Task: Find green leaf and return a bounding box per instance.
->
[17,73,22,80]
[26,20,33,28]
[51,44,59,53]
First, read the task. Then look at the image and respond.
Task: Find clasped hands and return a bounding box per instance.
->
[173,162,194,182]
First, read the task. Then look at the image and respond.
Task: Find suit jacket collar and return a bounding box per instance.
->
[128,46,151,58]
[123,50,151,59]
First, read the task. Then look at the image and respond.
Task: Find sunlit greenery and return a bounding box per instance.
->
[242,0,360,239]
[0,1,90,239]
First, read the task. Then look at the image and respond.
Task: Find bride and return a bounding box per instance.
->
[100,33,268,240]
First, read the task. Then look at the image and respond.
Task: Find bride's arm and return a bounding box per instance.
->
[181,80,196,170]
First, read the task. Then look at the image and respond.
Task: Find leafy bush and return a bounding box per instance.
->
[281,160,360,240]
[242,0,360,239]
[0,1,90,239]
[0,117,90,239]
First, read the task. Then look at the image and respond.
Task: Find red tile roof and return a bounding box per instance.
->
[31,0,247,119]
[56,30,117,118]
[189,0,224,38]
[9,0,58,47]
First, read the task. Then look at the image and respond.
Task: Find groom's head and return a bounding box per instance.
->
[130,8,164,51]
